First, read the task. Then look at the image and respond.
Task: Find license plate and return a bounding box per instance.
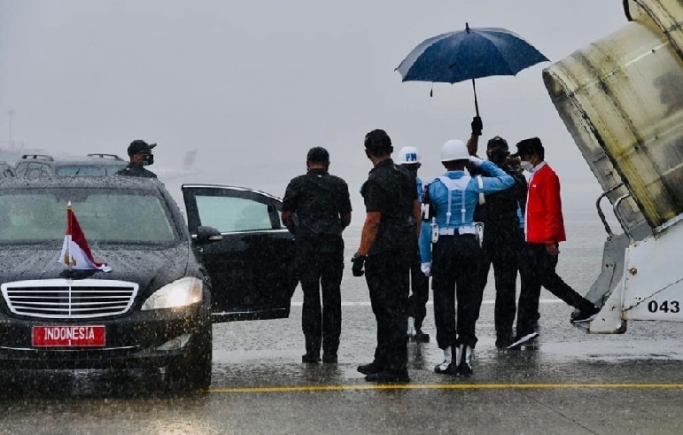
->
[32,325,106,347]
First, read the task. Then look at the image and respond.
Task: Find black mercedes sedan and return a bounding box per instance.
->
[0,177,296,390]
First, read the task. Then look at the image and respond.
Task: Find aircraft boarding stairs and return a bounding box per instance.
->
[544,0,683,333]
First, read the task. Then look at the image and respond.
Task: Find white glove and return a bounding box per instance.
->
[421,262,432,277]
[468,156,485,167]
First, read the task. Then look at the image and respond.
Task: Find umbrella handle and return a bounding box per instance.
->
[472,79,480,117]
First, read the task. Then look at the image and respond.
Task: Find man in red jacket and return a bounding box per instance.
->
[508,137,599,349]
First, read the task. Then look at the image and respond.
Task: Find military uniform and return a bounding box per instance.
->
[282,168,351,362]
[408,175,430,340]
[361,159,417,377]
[116,162,157,178]
[422,159,514,375]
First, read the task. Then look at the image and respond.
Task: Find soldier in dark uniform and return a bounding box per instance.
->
[116,140,157,178]
[472,136,528,349]
[281,147,352,364]
[352,129,421,383]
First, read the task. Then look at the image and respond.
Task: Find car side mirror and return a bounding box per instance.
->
[195,225,223,244]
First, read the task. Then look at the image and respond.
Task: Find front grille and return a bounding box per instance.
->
[1,279,139,319]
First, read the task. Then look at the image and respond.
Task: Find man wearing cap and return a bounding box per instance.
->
[395,146,430,344]
[352,129,420,383]
[116,140,158,178]
[472,136,528,349]
[422,139,514,376]
[282,147,352,364]
[509,137,600,349]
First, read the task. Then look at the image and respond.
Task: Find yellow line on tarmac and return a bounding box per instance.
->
[210,383,683,394]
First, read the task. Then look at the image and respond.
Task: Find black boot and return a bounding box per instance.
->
[302,337,321,363]
[412,327,430,343]
[456,345,473,376]
[302,352,321,363]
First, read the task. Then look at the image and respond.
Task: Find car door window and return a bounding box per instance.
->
[28,163,44,177]
[195,196,273,232]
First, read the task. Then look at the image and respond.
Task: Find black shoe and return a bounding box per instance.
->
[456,345,474,377]
[495,334,513,349]
[302,353,321,363]
[507,331,539,350]
[322,353,338,364]
[457,361,473,377]
[412,328,430,343]
[364,370,410,383]
[357,362,383,375]
[571,304,600,324]
[434,361,454,374]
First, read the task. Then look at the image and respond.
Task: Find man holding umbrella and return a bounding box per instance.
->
[471,136,528,348]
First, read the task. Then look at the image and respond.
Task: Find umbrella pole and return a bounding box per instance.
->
[472,79,480,117]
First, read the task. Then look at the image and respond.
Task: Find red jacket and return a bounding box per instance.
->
[525,163,566,244]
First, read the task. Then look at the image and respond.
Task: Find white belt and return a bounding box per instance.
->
[438,226,477,236]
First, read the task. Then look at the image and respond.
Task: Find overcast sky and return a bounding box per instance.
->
[0,1,628,222]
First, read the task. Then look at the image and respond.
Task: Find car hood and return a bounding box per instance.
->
[0,242,196,297]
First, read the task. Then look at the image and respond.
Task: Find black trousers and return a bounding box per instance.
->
[407,250,429,329]
[297,244,344,356]
[365,250,410,373]
[432,234,482,349]
[516,242,593,336]
[475,229,524,338]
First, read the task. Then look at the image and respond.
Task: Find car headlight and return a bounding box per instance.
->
[141,277,203,310]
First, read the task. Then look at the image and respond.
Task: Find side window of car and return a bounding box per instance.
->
[194,195,274,233]
[28,163,44,178]
[14,163,28,176]
[0,165,13,178]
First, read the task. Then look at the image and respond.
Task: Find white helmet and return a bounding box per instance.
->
[395,146,420,165]
[440,139,469,162]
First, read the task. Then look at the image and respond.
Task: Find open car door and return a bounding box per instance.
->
[182,184,297,322]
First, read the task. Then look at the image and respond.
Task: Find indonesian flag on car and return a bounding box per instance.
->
[57,202,112,272]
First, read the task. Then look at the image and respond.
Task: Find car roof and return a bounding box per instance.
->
[0,175,163,193]
[16,155,127,166]
[51,159,128,166]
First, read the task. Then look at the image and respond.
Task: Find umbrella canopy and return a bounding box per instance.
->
[396,23,549,115]
[397,24,549,83]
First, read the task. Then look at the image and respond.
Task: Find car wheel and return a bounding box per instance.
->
[166,324,212,391]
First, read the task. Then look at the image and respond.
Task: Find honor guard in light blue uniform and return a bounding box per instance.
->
[395,146,431,343]
[421,139,514,376]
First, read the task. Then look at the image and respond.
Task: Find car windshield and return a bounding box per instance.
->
[56,164,126,176]
[0,188,178,244]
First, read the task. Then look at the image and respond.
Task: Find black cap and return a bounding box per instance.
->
[487,136,508,151]
[306,146,329,163]
[512,137,544,158]
[127,140,157,156]
[364,129,392,155]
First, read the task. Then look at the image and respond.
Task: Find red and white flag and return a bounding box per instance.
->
[58,202,112,272]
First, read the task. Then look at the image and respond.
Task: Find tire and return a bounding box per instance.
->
[166,323,212,391]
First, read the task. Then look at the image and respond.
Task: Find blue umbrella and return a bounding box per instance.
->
[396,23,549,116]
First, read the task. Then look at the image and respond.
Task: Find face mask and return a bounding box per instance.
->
[143,154,154,166]
[520,160,534,172]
